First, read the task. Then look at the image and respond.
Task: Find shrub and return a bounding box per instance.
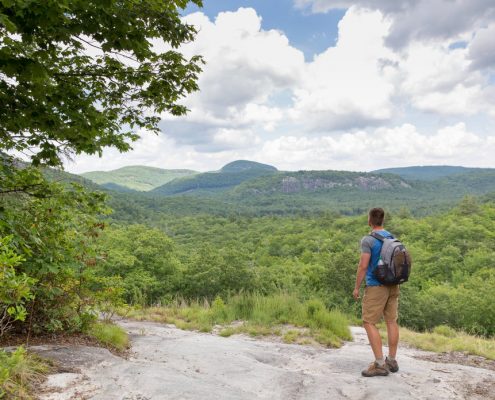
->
[433,325,457,338]
[86,322,129,351]
[0,347,50,399]
[0,237,36,338]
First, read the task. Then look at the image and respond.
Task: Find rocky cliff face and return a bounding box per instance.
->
[279,175,410,193]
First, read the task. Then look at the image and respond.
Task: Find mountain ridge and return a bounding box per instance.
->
[72,161,495,216]
[81,165,198,191]
[373,165,494,181]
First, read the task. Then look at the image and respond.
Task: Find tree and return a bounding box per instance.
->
[0,0,203,166]
[96,224,181,305]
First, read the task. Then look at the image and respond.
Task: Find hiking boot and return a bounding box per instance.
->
[385,357,399,373]
[361,362,389,377]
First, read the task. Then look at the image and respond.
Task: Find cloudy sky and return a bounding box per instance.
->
[66,0,495,173]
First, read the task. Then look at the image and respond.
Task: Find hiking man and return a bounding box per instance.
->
[353,207,400,377]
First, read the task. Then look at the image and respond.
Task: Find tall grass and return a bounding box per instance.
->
[86,322,129,351]
[0,347,50,399]
[126,293,352,347]
[397,325,495,360]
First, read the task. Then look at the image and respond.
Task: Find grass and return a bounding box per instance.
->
[0,347,51,399]
[379,324,495,360]
[124,293,352,348]
[86,321,129,352]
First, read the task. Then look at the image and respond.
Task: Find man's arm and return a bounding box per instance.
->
[353,252,371,300]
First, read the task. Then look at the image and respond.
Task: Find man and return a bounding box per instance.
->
[353,207,400,377]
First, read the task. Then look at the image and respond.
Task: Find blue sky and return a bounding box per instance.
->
[67,0,495,173]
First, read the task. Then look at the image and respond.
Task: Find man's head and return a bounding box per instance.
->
[368,207,385,228]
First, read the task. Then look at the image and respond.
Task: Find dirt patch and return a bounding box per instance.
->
[463,378,495,399]
[414,352,495,372]
[1,331,129,358]
[0,332,100,349]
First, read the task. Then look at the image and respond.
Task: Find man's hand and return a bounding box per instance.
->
[353,288,360,300]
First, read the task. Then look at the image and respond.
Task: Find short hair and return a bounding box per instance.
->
[369,208,385,226]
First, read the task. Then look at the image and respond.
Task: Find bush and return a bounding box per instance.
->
[433,325,457,338]
[0,347,50,399]
[0,237,36,338]
[86,322,129,351]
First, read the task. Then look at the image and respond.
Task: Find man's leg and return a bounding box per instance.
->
[383,286,400,372]
[361,321,388,376]
[385,320,399,358]
[362,286,387,360]
[361,286,389,376]
[363,322,383,359]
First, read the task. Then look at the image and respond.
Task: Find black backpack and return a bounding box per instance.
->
[370,232,412,285]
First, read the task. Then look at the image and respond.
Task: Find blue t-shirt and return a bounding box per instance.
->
[360,230,393,286]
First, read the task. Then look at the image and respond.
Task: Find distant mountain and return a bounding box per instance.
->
[151,160,278,195]
[53,159,494,217]
[1,155,102,191]
[373,166,494,181]
[134,168,493,216]
[99,182,138,193]
[43,167,101,190]
[81,166,198,191]
[220,160,277,173]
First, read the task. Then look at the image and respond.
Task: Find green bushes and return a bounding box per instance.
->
[0,171,111,334]
[433,325,457,338]
[0,237,35,338]
[86,322,129,351]
[0,347,50,399]
[399,270,495,336]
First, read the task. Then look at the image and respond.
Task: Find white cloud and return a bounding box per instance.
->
[469,24,495,70]
[398,41,493,115]
[212,128,261,149]
[164,7,494,139]
[64,130,256,173]
[257,123,492,171]
[153,8,304,150]
[294,0,495,49]
[177,8,304,120]
[400,42,486,115]
[290,7,398,131]
[65,122,495,174]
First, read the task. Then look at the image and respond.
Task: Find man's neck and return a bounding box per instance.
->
[371,226,384,231]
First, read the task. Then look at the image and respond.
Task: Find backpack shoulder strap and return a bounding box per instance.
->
[369,231,385,241]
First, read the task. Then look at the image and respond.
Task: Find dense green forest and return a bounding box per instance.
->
[96,194,495,336]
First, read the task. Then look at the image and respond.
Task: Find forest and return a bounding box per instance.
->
[102,193,495,336]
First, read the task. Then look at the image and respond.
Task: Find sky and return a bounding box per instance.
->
[66,0,495,173]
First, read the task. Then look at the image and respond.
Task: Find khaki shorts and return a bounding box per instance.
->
[362,285,400,324]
